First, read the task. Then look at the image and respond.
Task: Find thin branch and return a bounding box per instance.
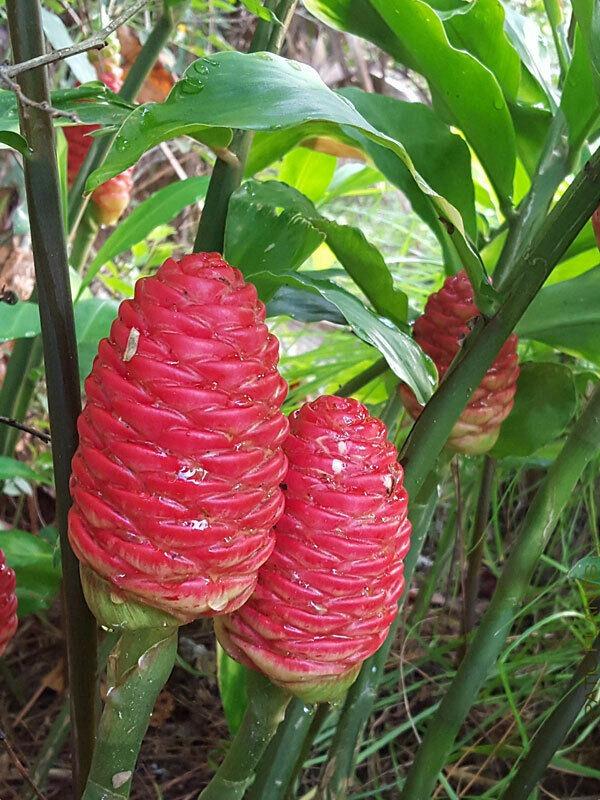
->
[0,729,49,800]
[1,0,152,80]
[0,70,81,122]
[0,415,51,444]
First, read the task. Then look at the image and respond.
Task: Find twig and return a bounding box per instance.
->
[1,0,153,80]
[0,71,81,122]
[0,728,49,800]
[0,414,51,443]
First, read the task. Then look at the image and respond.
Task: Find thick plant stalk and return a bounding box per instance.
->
[194,0,298,253]
[82,628,178,800]
[464,456,496,634]
[5,2,96,793]
[68,1,180,233]
[400,384,600,800]
[198,672,291,800]
[500,631,600,800]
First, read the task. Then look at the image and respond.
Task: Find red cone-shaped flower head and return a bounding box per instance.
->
[0,549,17,656]
[68,253,289,628]
[400,271,519,455]
[593,207,600,251]
[216,395,411,702]
[64,54,133,226]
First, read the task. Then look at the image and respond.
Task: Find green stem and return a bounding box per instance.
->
[193,0,298,253]
[70,209,99,271]
[6,2,97,794]
[246,701,319,800]
[542,0,571,81]
[337,358,388,398]
[68,1,180,235]
[400,384,600,800]
[463,456,496,634]
[316,475,442,800]
[0,335,42,457]
[82,628,177,800]
[198,672,290,800]
[493,114,571,289]
[400,145,600,498]
[500,630,600,800]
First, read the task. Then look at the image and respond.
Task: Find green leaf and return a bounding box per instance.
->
[278,147,337,203]
[572,0,600,101]
[338,88,477,241]
[240,0,279,21]
[225,181,325,279]
[504,8,557,108]
[560,24,600,152]
[0,131,30,157]
[86,52,469,250]
[305,0,516,203]
[0,301,41,341]
[0,456,41,482]
[251,269,436,403]
[226,180,408,326]
[216,644,249,735]
[0,84,134,133]
[0,529,61,616]
[323,163,384,202]
[40,8,96,84]
[517,266,600,364]
[74,299,119,379]
[79,177,210,296]
[491,363,577,459]
[439,0,521,101]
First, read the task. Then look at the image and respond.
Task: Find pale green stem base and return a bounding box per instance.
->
[198,672,290,800]
[82,628,177,800]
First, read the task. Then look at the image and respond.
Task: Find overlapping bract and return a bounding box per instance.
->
[69,253,289,625]
[400,271,519,455]
[216,396,412,702]
[593,207,600,250]
[0,549,17,657]
[64,59,133,225]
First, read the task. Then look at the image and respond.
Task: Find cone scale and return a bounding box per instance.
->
[0,549,17,656]
[400,270,520,455]
[216,395,412,703]
[68,253,289,628]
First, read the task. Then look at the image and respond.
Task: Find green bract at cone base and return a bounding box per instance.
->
[81,565,182,631]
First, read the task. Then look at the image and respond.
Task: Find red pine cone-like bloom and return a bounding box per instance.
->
[593,208,600,250]
[400,271,519,455]
[68,253,289,626]
[0,549,17,656]
[216,395,412,702]
[64,67,133,226]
